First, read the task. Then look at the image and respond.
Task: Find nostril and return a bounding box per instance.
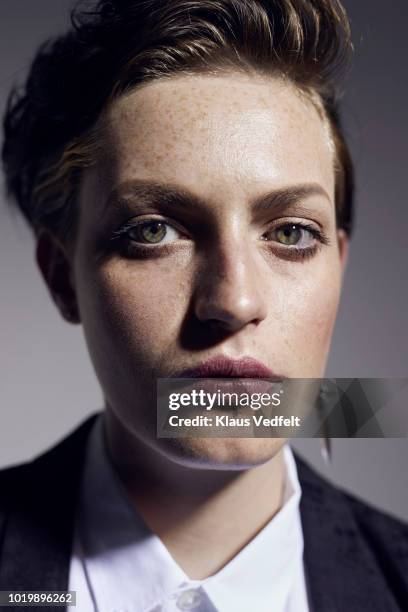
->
[205,317,232,333]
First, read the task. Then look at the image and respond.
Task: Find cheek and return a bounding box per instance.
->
[266,256,342,375]
[298,274,340,364]
[77,257,192,374]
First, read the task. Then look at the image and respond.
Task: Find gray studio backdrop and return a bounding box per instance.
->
[1,1,407,521]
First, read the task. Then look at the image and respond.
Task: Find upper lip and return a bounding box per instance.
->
[173,355,282,379]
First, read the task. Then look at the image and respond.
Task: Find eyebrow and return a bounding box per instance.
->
[104,179,332,217]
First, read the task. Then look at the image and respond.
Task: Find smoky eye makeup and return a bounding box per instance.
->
[106,211,332,263]
[107,214,192,259]
[259,217,331,261]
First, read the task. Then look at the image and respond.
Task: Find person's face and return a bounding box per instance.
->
[63,72,348,467]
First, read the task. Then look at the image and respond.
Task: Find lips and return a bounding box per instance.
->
[174,355,282,380]
[165,356,284,415]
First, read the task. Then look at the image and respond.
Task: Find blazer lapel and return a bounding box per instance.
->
[295,454,400,612]
[0,418,402,612]
[0,413,99,611]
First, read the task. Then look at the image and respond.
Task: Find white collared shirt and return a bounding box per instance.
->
[69,414,311,612]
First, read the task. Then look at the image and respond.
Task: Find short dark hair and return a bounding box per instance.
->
[2,0,354,242]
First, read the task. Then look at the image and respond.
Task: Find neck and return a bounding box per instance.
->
[103,410,286,580]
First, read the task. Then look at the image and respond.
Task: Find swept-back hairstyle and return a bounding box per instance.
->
[2,0,354,241]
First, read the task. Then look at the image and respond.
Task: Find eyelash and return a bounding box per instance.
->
[109,218,188,259]
[109,218,330,261]
[265,222,331,262]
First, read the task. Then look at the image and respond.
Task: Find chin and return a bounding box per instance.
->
[158,437,286,470]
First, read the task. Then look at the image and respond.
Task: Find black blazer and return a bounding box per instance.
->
[0,413,407,612]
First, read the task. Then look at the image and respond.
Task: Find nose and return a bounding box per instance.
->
[193,238,268,333]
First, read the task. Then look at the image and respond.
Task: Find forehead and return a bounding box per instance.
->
[100,72,335,202]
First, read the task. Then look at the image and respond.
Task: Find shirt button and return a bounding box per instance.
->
[175,588,203,610]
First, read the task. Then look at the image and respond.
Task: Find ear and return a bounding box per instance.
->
[36,229,81,324]
[337,229,349,280]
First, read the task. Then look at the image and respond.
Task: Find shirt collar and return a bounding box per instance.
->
[77,413,305,612]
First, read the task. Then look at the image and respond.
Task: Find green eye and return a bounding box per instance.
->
[275,225,302,246]
[129,221,167,244]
